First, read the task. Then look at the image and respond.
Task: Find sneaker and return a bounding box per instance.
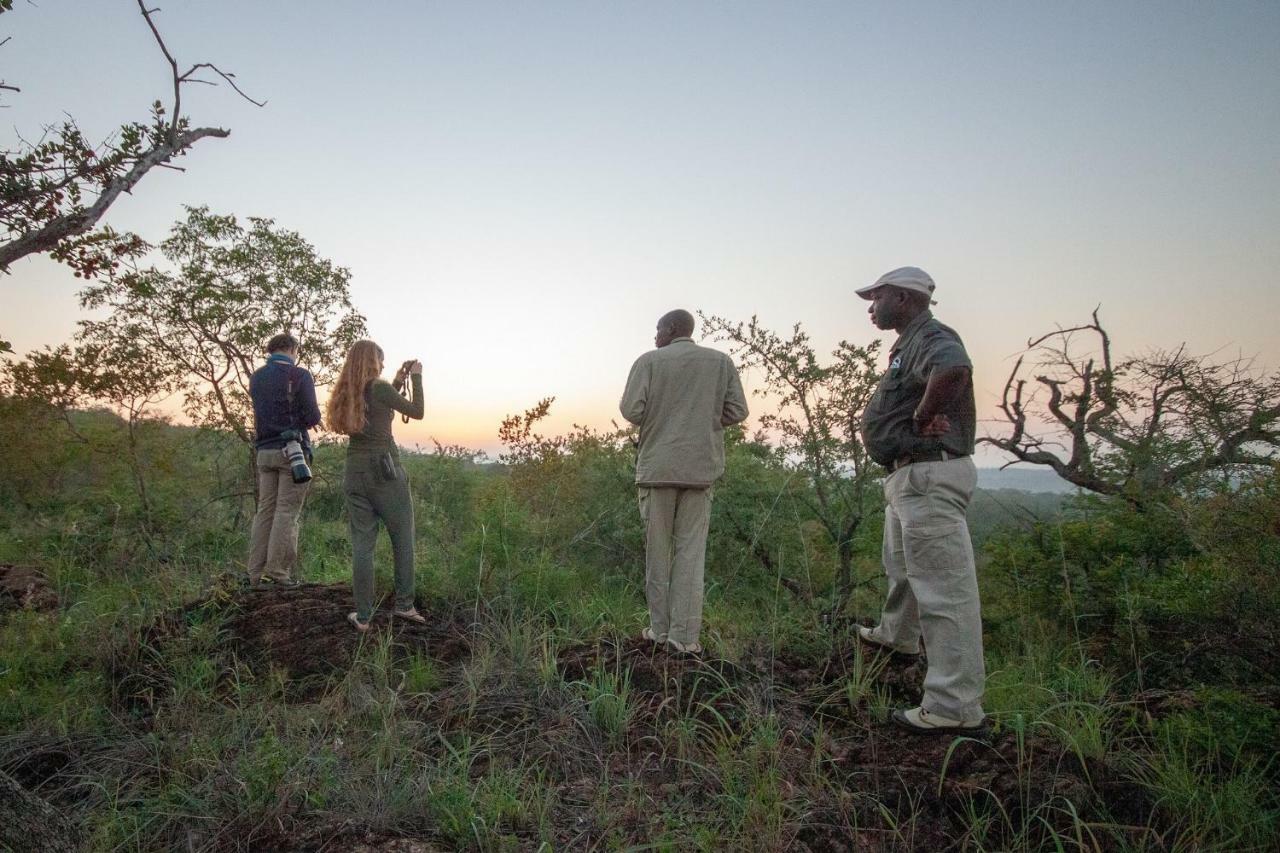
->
[857,625,919,656]
[890,706,986,734]
[348,612,371,633]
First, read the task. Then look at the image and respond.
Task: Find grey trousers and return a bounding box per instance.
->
[344,453,417,622]
[247,448,310,582]
[638,486,713,646]
[868,456,986,720]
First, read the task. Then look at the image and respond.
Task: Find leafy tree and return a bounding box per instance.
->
[700,313,883,606]
[0,0,262,279]
[498,396,640,564]
[76,206,367,445]
[984,310,1280,501]
[1,332,179,539]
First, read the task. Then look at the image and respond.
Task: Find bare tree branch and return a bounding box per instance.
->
[982,310,1279,501]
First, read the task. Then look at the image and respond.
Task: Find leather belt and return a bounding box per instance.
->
[890,449,966,473]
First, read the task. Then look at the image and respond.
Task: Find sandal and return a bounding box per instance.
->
[642,627,666,645]
[666,638,704,657]
[348,612,371,633]
[393,607,427,625]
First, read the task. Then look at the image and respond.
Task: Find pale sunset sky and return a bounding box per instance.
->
[3,2,1278,458]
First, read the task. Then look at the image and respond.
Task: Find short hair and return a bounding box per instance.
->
[266,333,300,354]
[658,309,695,338]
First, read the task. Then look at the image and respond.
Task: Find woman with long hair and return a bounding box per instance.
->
[327,339,426,632]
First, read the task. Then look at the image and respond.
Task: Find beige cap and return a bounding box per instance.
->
[856,266,937,303]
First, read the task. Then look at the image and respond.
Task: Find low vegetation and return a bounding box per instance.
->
[1,397,1276,851]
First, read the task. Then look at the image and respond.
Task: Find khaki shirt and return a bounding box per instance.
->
[620,337,749,488]
[860,310,975,467]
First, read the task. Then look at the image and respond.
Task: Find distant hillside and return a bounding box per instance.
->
[976,466,1079,495]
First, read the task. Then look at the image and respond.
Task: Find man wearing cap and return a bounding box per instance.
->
[620,309,750,656]
[856,267,986,733]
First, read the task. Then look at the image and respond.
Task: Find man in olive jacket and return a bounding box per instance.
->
[856,266,986,733]
[620,309,749,654]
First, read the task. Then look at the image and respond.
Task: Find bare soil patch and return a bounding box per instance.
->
[225,582,471,684]
[113,580,471,712]
[0,564,57,613]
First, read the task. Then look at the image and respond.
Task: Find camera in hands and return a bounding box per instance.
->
[279,429,313,483]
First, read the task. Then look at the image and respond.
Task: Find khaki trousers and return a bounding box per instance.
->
[638,486,713,646]
[247,448,310,582]
[868,456,986,720]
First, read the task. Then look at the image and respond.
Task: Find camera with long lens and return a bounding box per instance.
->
[279,429,313,484]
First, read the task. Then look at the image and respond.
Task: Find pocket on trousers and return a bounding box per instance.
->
[904,461,933,496]
[902,522,966,573]
[343,468,370,495]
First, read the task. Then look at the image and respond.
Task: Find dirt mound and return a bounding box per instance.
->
[0,564,58,613]
[226,582,470,684]
[115,581,471,710]
[559,636,753,727]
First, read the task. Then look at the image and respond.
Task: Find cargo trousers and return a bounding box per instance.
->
[343,452,417,622]
[638,486,713,647]
[247,448,310,583]
[865,456,986,721]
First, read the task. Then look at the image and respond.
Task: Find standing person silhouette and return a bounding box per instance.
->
[246,333,321,587]
[620,309,749,655]
[856,267,986,733]
[326,340,427,632]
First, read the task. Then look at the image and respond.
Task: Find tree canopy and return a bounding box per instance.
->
[71,206,367,443]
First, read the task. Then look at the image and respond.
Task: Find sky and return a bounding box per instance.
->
[3,1,1278,459]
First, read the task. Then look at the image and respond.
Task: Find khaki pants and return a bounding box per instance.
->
[638,486,713,646]
[247,448,310,582]
[868,456,985,720]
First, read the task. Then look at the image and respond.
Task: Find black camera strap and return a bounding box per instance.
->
[284,364,309,460]
[285,365,300,430]
[393,365,415,424]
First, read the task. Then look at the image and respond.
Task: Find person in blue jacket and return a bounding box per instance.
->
[246,333,322,586]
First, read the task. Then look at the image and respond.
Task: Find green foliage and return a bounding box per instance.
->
[1155,688,1280,764]
[1,381,1278,850]
[577,663,633,741]
[76,206,367,443]
[1128,746,1279,851]
[701,313,884,602]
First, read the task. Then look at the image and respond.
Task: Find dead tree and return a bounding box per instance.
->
[0,0,264,276]
[983,309,1280,501]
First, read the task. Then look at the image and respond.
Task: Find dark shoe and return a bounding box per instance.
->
[891,706,986,734]
[857,625,919,656]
